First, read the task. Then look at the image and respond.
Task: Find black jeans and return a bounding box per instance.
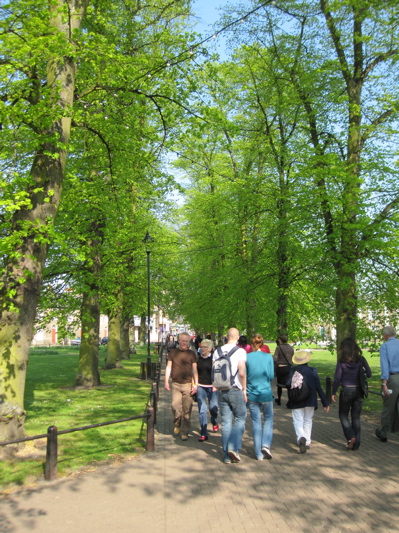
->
[338,386,364,448]
[275,365,291,402]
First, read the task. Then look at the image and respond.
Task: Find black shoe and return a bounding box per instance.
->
[275,399,281,406]
[375,428,387,442]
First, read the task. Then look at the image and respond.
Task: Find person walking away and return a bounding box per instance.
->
[194,335,203,352]
[332,338,372,450]
[246,334,274,460]
[273,334,294,405]
[213,328,247,463]
[166,335,176,353]
[286,350,329,453]
[238,335,252,354]
[375,326,399,442]
[196,338,219,441]
[165,332,198,441]
[260,340,271,354]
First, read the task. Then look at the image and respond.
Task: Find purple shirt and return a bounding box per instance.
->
[333,358,372,394]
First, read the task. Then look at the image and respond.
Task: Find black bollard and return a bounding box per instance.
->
[140,362,147,380]
[45,425,58,481]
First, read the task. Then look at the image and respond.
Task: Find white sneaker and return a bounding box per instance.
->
[261,446,273,459]
[228,450,241,463]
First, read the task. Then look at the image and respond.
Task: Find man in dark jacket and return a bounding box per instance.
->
[286,350,329,453]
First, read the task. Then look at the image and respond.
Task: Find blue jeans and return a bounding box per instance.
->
[248,401,274,459]
[197,386,218,437]
[219,388,247,460]
[339,386,363,448]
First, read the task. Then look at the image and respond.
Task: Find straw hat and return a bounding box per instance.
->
[292,349,313,365]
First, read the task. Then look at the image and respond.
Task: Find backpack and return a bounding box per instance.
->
[288,370,311,403]
[358,358,368,398]
[212,346,240,390]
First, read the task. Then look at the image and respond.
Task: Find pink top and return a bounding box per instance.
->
[246,344,271,354]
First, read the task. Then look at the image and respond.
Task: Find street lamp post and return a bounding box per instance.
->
[143,231,154,378]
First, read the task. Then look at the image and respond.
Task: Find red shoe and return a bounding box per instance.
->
[346,437,356,450]
[198,435,208,442]
[213,425,219,432]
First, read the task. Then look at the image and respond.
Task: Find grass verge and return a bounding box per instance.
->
[0,345,156,492]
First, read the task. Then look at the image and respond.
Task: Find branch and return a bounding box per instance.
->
[360,197,399,244]
[320,0,351,88]
[360,108,395,149]
[362,49,399,81]
[72,121,113,180]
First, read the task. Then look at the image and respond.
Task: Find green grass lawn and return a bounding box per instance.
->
[0,345,157,491]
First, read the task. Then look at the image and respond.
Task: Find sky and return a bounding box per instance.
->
[190,0,233,58]
[192,0,225,30]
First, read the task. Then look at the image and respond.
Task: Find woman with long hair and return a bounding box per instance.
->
[238,335,252,353]
[246,334,274,459]
[332,337,372,450]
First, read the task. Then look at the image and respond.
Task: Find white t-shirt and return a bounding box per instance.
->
[213,343,247,389]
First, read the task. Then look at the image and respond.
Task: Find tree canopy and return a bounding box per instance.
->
[1,0,399,438]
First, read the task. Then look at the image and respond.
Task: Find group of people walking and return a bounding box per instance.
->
[165,326,399,462]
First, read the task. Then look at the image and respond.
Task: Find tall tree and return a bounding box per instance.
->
[0,0,193,438]
[0,0,89,440]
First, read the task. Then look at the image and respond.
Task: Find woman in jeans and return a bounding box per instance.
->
[246,334,274,460]
[332,338,372,450]
[196,338,219,441]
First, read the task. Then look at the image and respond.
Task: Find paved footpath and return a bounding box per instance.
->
[1,377,399,533]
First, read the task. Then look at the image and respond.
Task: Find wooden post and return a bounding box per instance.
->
[146,407,155,452]
[150,362,156,380]
[151,383,157,425]
[140,362,147,380]
[45,426,58,481]
[156,363,161,397]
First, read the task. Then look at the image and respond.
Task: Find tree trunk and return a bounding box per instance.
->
[335,274,357,349]
[0,0,88,441]
[75,215,103,386]
[75,291,101,387]
[120,312,131,360]
[246,304,256,339]
[104,300,123,369]
[139,314,146,346]
[276,171,290,339]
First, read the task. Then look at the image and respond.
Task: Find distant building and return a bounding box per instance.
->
[31,308,188,346]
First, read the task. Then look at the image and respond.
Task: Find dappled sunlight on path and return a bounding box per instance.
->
[1,370,398,533]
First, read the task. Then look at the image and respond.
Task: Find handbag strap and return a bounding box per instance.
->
[278,345,291,365]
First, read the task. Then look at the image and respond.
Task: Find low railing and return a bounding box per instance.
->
[0,343,165,482]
